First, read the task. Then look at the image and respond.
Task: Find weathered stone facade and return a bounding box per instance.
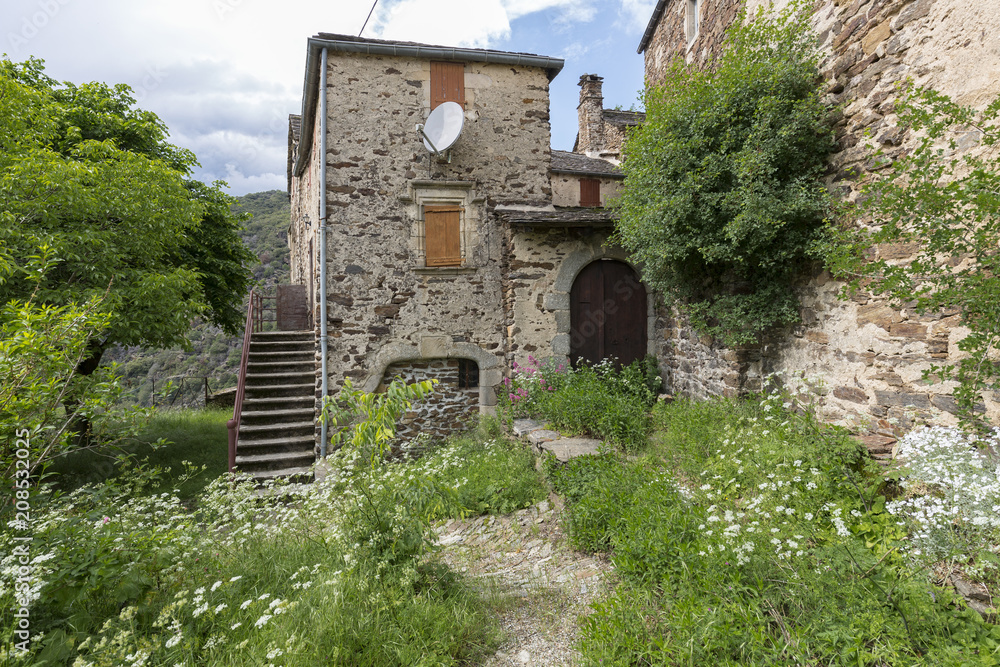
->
[573,74,645,163]
[379,359,480,441]
[288,35,666,446]
[638,0,1000,426]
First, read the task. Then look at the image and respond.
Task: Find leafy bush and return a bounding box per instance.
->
[500,356,659,451]
[562,391,1000,665]
[614,0,835,345]
[0,379,504,665]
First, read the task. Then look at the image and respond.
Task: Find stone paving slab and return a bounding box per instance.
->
[512,419,544,436]
[541,437,602,462]
[527,429,563,445]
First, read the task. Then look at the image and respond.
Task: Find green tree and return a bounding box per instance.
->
[0,58,254,376]
[614,1,835,346]
[826,86,1000,427]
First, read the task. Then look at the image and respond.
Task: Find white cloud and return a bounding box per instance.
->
[371,0,511,48]
[618,0,657,33]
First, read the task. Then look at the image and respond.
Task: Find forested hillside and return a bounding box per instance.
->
[108,190,291,406]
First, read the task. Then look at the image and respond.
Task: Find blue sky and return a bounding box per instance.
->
[2,0,654,195]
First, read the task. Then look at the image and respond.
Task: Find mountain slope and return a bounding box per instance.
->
[109,190,292,407]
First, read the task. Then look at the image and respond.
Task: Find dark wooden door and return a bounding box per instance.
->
[570,260,647,367]
[277,284,309,331]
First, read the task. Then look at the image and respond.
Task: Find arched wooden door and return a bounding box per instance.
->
[570,260,647,367]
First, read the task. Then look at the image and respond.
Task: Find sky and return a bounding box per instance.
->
[2,0,655,196]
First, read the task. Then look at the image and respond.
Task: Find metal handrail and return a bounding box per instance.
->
[227,289,266,473]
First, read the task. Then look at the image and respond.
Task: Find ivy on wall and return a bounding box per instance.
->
[614,1,835,346]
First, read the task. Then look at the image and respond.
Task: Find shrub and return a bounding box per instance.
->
[614,0,835,345]
[500,356,659,451]
[0,379,503,665]
[564,391,1000,665]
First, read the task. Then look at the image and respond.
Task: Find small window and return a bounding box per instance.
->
[424,205,462,267]
[430,61,465,109]
[580,178,601,207]
[686,0,700,45]
[457,359,479,388]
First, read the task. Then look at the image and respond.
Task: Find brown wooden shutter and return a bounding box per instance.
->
[580,178,602,207]
[424,205,462,266]
[430,62,466,109]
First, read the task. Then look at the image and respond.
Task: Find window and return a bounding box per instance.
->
[457,359,479,388]
[424,205,462,266]
[430,61,465,109]
[580,178,601,207]
[686,0,700,45]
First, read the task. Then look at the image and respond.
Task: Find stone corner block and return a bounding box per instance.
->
[542,292,570,311]
[551,333,570,356]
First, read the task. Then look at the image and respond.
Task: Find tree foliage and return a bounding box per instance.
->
[0,58,254,370]
[614,1,835,346]
[826,86,1000,426]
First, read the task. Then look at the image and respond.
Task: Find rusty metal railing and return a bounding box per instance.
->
[227,289,275,472]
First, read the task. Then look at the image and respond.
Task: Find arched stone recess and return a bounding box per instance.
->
[544,246,655,361]
[362,336,502,411]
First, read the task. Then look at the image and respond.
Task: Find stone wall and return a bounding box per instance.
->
[288,48,558,436]
[500,225,672,379]
[550,174,623,207]
[641,0,1000,426]
[380,359,480,440]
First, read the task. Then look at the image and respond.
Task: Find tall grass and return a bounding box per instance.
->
[45,408,230,501]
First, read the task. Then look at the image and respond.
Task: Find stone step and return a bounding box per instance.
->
[244,383,315,399]
[248,350,315,361]
[249,340,314,353]
[245,371,316,386]
[243,396,315,409]
[239,421,315,439]
[251,330,313,341]
[240,408,315,425]
[235,450,315,470]
[235,435,315,456]
[247,361,315,372]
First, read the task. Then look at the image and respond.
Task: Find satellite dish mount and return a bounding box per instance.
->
[416,101,465,163]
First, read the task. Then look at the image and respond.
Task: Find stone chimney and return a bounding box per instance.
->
[577,74,605,156]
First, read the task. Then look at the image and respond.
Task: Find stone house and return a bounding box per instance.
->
[287,34,663,445]
[637,0,1000,435]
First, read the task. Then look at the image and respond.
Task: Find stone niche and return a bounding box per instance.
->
[379,358,480,441]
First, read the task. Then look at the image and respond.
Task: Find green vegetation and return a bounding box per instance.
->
[825,86,1000,427]
[108,189,292,408]
[0,58,254,380]
[0,292,150,488]
[500,356,661,451]
[552,394,1000,665]
[1,381,544,665]
[614,0,835,345]
[46,408,230,502]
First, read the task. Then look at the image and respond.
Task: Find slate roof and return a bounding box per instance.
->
[497,207,616,227]
[550,150,623,178]
[603,109,645,126]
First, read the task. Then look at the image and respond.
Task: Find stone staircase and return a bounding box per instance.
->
[234,330,317,481]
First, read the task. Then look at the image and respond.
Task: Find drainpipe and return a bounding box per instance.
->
[319,46,330,458]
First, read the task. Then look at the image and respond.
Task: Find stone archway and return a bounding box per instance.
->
[570,259,647,367]
[545,246,652,362]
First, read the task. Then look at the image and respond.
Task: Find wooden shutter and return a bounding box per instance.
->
[580,178,602,207]
[424,205,462,267]
[430,61,466,109]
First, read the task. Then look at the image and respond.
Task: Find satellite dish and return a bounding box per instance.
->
[417,101,464,154]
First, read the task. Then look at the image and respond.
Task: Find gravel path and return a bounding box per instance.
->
[433,493,613,666]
